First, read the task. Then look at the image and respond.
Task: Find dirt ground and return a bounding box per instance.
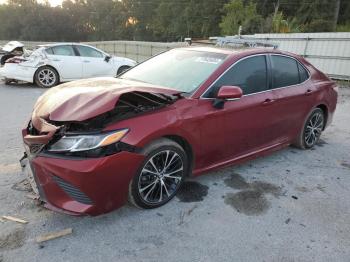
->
[0,81,349,262]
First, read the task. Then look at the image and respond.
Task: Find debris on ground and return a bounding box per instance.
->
[0,223,26,251]
[292,195,298,200]
[36,228,73,243]
[25,193,39,200]
[11,179,32,192]
[1,216,28,224]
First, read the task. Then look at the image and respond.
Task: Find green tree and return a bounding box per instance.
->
[294,0,338,32]
[220,0,262,35]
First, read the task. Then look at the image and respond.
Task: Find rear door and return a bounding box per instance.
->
[268,54,313,142]
[74,45,114,78]
[198,55,281,167]
[46,45,82,80]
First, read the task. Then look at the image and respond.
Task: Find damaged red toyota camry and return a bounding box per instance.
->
[21,47,337,215]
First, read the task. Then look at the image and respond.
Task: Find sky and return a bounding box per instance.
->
[0,0,63,7]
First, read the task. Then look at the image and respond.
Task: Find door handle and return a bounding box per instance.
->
[305,89,314,96]
[52,59,60,62]
[83,60,91,63]
[262,98,275,106]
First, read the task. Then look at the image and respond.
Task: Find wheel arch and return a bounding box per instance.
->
[316,104,328,130]
[33,64,60,83]
[162,135,194,176]
[117,65,131,76]
[140,135,195,177]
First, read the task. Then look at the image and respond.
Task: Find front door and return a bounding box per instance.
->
[197,55,281,168]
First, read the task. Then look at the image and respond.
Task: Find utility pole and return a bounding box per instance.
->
[333,0,341,31]
[273,0,280,17]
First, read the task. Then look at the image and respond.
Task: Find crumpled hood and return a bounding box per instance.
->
[33,77,180,122]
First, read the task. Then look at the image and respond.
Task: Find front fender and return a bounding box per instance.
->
[103,101,201,163]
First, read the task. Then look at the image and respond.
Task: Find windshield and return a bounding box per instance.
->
[119,49,227,93]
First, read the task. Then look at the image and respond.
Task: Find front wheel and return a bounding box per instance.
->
[129,138,188,209]
[34,66,59,88]
[293,108,325,149]
[4,78,16,85]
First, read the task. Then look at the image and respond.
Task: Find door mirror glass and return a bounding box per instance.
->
[217,86,243,100]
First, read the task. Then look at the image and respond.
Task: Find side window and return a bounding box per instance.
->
[271,55,300,89]
[75,45,103,58]
[205,55,268,97]
[298,63,309,82]
[45,48,54,55]
[51,45,75,56]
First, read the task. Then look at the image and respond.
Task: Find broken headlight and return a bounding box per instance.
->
[47,129,129,153]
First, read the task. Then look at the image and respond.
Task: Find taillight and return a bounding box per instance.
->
[6,57,27,64]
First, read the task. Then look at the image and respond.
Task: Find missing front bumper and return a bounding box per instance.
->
[20,154,39,195]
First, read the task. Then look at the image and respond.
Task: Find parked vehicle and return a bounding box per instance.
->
[20,47,338,215]
[0,43,136,88]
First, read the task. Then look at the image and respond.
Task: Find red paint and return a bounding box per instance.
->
[217,86,243,99]
[22,48,338,216]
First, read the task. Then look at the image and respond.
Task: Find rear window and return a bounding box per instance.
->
[45,48,53,55]
[50,45,75,56]
[271,55,300,89]
[75,45,103,58]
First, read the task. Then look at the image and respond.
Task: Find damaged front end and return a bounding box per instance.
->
[39,90,178,157]
[20,80,182,215]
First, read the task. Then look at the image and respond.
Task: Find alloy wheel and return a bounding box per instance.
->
[304,111,324,147]
[138,150,184,205]
[38,68,56,87]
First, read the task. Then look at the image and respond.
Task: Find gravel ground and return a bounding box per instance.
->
[0,81,350,262]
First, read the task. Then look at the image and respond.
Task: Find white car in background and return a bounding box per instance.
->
[0,43,136,88]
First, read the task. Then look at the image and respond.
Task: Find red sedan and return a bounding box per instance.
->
[21,47,338,215]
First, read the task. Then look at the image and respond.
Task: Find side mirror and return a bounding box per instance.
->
[217,86,243,99]
[213,86,243,109]
[104,55,111,62]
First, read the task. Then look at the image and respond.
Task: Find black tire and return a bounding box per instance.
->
[293,108,325,149]
[4,78,14,85]
[117,65,130,76]
[129,138,188,209]
[34,66,59,88]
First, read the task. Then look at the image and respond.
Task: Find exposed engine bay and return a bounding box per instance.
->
[49,91,178,133]
[25,87,181,158]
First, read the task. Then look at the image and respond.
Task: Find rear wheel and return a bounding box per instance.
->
[34,66,59,88]
[293,108,325,149]
[129,138,188,209]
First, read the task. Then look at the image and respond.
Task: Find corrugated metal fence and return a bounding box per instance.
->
[0,40,187,63]
[245,32,350,80]
[84,41,187,62]
[1,32,349,79]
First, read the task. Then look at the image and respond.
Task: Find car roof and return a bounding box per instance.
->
[179,46,297,59]
[38,43,93,48]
